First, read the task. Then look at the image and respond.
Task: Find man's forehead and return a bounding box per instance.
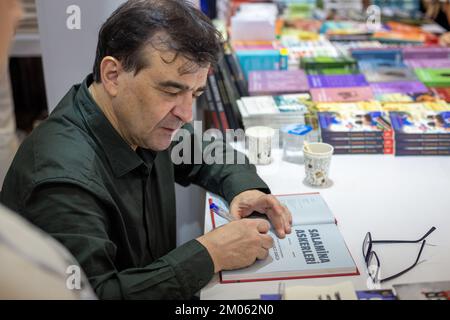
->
[141,42,209,77]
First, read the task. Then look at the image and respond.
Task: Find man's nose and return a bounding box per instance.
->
[172,92,194,123]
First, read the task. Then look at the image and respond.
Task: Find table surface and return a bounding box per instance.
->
[200,149,450,299]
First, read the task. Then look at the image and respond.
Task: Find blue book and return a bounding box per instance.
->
[208,192,359,283]
[236,50,288,81]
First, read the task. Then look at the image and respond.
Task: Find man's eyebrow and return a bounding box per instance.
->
[157,81,206,93]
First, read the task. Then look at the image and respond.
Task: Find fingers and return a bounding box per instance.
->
[256,219,271,234]
[256,234,274,260]
[261,233,273,248]
[256,247,269,260]
[254,195,292,239]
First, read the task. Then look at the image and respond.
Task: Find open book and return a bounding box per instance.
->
[208,192,359,283]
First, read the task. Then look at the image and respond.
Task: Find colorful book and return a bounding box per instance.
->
[375,92,440,103]
[363,67,418,83]
[415,68,450,87]
[300,56,358,70]
[308,74,368,89]
[394,281,450,300]
[402,47,450,60]
[310,87,374,102]
[371,31,425,44]
[405,59,450,69]
[389,108,450,140]
[248,70,309,96]
[370,81,428,95]
[236,49,289,80]
[358,59,406,71]
[350,48,403,62]
[430,87,450,102]
[208,192,359,283]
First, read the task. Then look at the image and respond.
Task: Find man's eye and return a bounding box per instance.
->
[164,91,180,97]
[193,91,204,98]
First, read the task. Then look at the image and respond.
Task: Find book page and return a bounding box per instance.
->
[209,193,335,228]
[221,224,357,282]
[277,193,335,226]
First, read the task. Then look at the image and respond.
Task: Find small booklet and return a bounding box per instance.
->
[208,192,359,283]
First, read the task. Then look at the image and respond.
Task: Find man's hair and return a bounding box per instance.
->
[93,0,222,82]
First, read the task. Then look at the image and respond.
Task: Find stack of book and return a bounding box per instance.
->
[237,94,311,131]
[383,102,450,156]
[317,101,394,154]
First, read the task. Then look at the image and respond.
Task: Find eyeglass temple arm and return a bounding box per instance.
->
[372,227,436,244]
[379,240,427,283]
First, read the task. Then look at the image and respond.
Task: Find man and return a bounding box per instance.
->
[0,0,21,186]
[0,0,95,299]
[1,0,292,299]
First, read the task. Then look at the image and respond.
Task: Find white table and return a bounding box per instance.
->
[200,149,450,299]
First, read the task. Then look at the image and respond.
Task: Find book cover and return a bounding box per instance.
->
[430,87,450,102]
[371,31,425,44]
[208,193,359,283]
[240,94,310,116]
[389,109,450,139]
[394,281,450,300]
[375,92,440,103]
[248,70,309,96]
[363,67,418,83]
[358,59,406,71]
[236,49,289,80]
[310,87,374,103]
[370,81,428,95]
[350,48,403,62]
[405,59,450,69]
[318,110,389,134]
[402,47,450,60]
[415,68,450,87]
[308,74,368,89]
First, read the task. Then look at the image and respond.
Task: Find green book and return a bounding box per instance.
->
[301,57,357,70]
[415,68,450,87]
[306,68,359,75]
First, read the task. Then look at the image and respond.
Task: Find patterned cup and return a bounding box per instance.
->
[246,126,275,165]
[303,143,334,187]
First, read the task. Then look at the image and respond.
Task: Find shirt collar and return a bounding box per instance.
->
[75,74,157,177]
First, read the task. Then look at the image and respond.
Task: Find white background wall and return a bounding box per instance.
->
[36,0,204,246]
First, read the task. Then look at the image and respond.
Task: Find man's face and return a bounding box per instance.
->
[111,46,209,151]
[0,0,23,75]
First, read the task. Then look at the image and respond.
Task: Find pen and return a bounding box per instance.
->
[209,201,236,222]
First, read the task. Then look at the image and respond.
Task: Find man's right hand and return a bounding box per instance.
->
[197,219,274,273]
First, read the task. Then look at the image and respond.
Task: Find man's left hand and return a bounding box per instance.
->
[229,190,292,239]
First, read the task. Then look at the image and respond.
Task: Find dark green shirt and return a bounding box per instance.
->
[1,75,270,299]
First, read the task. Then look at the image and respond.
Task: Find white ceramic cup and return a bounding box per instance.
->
[245,126,275,165]
[303,142,334,187]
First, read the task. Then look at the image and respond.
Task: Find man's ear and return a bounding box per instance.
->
[100,56,122,97]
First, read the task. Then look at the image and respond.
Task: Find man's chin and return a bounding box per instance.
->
[145,138,172,152]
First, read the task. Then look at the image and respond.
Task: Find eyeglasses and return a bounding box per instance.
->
[362,227,436,283]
